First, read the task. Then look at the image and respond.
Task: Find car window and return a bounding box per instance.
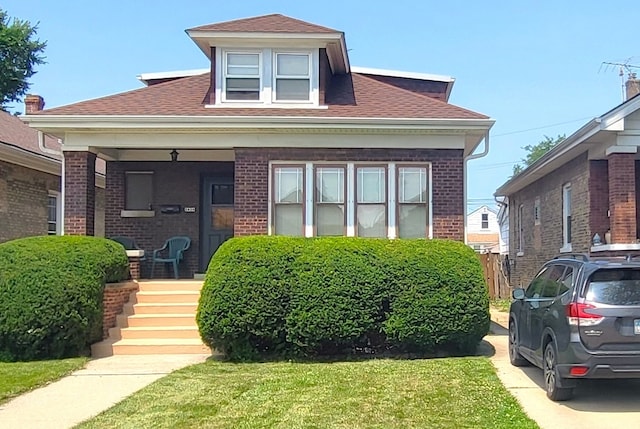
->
[558,266,574,295]
[586,269,640,305]
[525,267,549,298]
[540,264,565,298]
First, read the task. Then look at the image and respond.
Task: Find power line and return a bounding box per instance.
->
[491,116,593,138]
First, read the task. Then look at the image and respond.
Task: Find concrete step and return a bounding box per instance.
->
[115,326,202,340]
[134,291,201,304]
[92,338,210,357]
[137,281,203,292]
[118,313,197,328]
[113,339,211,355]
[126,303,198,315]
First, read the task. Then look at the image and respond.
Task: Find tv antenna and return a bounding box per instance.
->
[600,58,640,100]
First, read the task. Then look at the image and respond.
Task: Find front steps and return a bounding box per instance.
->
[92,280,211,357]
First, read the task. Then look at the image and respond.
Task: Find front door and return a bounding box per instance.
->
[200,177,234,272]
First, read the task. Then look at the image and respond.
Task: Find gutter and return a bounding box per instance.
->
[464,131,490,244]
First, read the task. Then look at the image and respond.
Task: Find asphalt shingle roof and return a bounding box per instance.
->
[188,14,340,34]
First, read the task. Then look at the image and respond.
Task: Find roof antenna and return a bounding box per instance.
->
[600,58,640,101]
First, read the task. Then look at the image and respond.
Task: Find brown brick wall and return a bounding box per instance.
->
[0,160,59,242]
[0,159,105,242]
[65,151,96,236]
[234,148,464,241]
[608,153,636,243]
[589,160,609,241]
[509,153,591,287]
[105,161,234,278]
[102,281,138,339]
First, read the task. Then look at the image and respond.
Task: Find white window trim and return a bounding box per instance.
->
[517,203,524,256]
[215,48,319,107]
[48,191,61,235]
[221,50,263,103]
[561,183,572,252]
[268,161,432,239]
[273,51,313,104]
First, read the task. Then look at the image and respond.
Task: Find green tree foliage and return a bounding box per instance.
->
[512,134,566,175]
[0,9,46,109]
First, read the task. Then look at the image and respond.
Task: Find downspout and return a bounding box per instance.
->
[464,132,490,244]
[38,131,65,235]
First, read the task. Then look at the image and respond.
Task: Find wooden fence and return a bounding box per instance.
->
[477,253,511,299]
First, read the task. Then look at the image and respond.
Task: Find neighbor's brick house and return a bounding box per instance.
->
[0,105,105,242]
[495,79,640,287]
[23,14,494,278]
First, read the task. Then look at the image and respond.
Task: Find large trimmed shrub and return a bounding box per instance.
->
[198,236,489,360]
[0,236,129,361]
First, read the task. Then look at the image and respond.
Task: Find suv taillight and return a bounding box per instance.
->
[567,303,604,326]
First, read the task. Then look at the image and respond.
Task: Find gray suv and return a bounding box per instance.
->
[509,254,640,401]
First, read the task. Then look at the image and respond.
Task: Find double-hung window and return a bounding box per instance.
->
[315,167,345,236]
[224,52,261,101]
[517,204,524,255]
[562,183,572,251]
[356,166,387,238]
[273,166,304,236]
[481,213,489,229]
[274,53,311,102]
[47,191,61,235]
[397,167,428,238]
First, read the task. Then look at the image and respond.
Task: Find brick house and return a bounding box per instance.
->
[0,105,105,242]
[23,14,494,278]
[495,81,640,288]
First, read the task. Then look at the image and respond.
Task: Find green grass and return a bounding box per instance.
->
[77,357,538,429]
[0,357,88,404]
[491,298,511,313]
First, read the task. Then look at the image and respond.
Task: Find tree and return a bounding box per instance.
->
[0,9,46,110]
[512,134,566,175]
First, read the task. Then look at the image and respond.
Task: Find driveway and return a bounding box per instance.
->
[486,317,640,429]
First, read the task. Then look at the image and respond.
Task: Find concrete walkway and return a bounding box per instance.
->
[486,310,640,429]
[0,354,209,429]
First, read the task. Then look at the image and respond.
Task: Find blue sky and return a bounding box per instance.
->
[4,0,638,211]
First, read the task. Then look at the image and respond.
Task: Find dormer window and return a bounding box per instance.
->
[215,48,319,107]
[274,53,311,101]
[224,52,261,101]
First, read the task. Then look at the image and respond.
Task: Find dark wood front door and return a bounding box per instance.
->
[200,177,234,272]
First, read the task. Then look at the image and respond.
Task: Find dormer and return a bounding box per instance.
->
[186,14,349,108]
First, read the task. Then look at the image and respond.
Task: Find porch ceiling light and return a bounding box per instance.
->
[170,149,179,162]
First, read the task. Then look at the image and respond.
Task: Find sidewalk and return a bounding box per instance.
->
[0,354,209,429]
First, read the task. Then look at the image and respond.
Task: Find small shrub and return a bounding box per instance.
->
[0,236,129,361]
[198,236,489,360]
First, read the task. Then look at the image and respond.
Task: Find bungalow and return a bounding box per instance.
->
[495,76,640,287]
[23,14,494,278]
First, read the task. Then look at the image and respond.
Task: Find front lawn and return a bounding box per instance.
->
[0,357,88,404]
[78,357,538,429]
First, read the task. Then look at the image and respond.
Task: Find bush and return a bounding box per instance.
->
[198,236,489,360]
[0,236,129,361]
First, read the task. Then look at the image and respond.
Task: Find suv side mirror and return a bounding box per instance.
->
[512,288,525,300]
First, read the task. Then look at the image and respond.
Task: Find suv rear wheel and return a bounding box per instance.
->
[543,342,573,401]
[508,320,529,366]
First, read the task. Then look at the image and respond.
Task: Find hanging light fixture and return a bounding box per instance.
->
[170,149,179,162]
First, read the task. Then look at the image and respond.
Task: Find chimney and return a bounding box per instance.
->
[24,94,45,114]
[626,73,640,101]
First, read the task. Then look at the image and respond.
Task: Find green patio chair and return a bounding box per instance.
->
[150,236,191,279]
[109,236,146,261]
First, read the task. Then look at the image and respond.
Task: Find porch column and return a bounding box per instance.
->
[64,151,96,235]
[608,150,637,243]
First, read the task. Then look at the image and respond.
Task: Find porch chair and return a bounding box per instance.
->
[150,236,191,279]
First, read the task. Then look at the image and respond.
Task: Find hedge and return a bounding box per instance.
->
[197,236,489,360]
[0,236,129,361]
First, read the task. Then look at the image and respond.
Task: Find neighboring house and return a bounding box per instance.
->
[23,14,494,278]
[496,197,509,255]
[495,78,640,288]
[0,106,105,242]
[466,205,499,252]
